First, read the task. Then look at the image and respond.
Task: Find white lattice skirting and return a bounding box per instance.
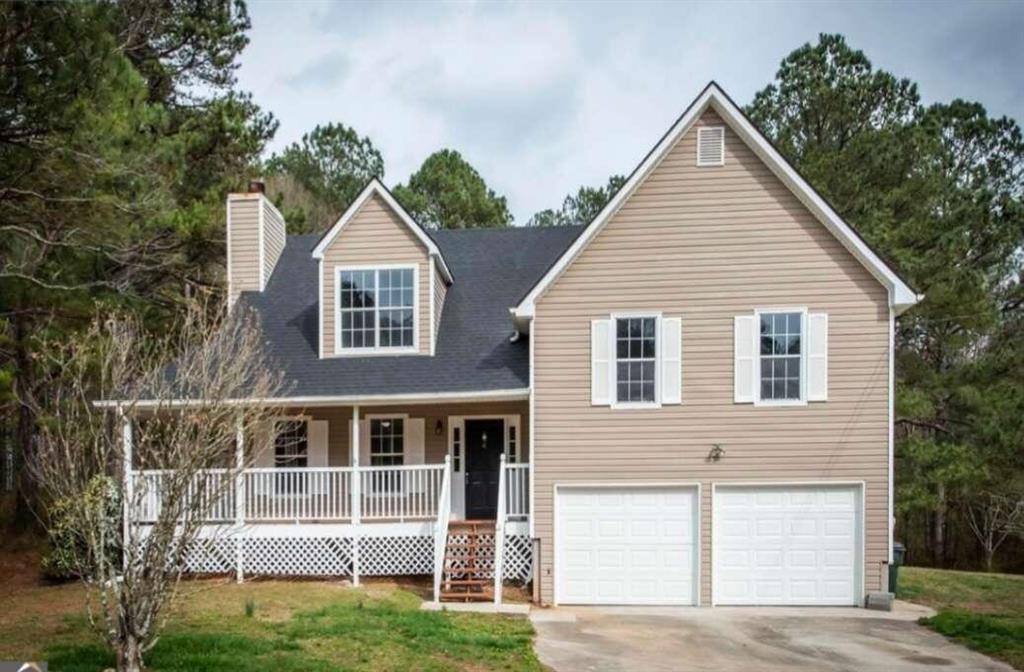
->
[172,525,533,583]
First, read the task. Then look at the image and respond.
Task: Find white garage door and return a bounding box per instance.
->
[556,486,698,605]
[713,484,861,606]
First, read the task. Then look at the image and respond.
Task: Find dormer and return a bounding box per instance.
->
[312,179,453,358]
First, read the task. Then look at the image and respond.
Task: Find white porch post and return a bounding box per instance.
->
[121,409,133,571]
[234,418,245,583]
[351,404,361,586]
[493,452,507,605]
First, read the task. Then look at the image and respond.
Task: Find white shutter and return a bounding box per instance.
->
[591,319,612,405]
[248,420,275,497]
[348,419,371,465]
[807,313,828,402]
[405,418,426,494]
[307,420,329,467]
[734,315,756,403]
[307,419,329,494]
[660,317,682,404]
[405,418,425,465]
[251,420,276,468]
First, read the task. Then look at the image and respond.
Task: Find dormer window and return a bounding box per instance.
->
[335,265,417,353]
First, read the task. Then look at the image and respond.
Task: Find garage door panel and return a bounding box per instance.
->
[558,486,698,605]
[714,485,861,606]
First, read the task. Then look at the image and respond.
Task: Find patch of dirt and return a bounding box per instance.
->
[0,547,46,591]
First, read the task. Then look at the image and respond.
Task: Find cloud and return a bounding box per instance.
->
[237,1,1024,223]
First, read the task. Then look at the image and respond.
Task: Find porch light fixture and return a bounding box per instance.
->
[434,419,443,436]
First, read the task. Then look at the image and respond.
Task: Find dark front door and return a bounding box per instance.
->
[464,419,505,520]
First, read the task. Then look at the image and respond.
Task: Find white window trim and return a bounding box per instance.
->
[610,311,663,409]
[271,414,311,467]
[334,263,419,356]
[366,413,408,466]
[752,306,808,407]
[696,125,726,167]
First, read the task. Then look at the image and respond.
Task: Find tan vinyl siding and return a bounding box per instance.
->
[321,194,432,356]
[227,195,260,303]
[254,401,529,467]
[262,198,286,284]
[228,194,286,306]
[433,264,448,345]
[533,109,890,605]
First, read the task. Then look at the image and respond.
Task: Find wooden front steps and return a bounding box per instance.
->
[440,520,496,602]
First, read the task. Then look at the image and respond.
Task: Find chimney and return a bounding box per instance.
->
[226,184,286,308]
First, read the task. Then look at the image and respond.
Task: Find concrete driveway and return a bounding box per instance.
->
[531,602,1013,672]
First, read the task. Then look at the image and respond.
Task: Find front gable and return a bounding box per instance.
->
[513,83,919,325]
[316,180,451,358]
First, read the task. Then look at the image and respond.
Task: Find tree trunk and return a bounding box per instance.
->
[11,314,38,530]
[933,483,946,567]
[116,634,145,672]
[985,546,995,573]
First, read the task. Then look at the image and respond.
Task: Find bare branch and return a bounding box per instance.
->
[25,298,285,671]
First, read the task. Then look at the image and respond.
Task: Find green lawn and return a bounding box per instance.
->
[0,570,540,671]
[898,566,1024,670]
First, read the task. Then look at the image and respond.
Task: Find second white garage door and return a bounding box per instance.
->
[556,486,698,605]
[713,484,862,606]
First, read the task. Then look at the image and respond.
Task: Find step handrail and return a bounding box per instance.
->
[492,453,508,605]
[432,455,452,602]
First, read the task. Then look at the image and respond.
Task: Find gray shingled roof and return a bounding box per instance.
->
[238,225,582,398]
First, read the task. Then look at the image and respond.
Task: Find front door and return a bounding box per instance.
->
[464,419,504,520]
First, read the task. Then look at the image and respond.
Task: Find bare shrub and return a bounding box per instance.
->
[28,300,284,671]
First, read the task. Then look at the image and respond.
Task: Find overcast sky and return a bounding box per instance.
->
[237,0,1023,224]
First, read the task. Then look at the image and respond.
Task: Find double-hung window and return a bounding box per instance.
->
[369,417,404,493]
[758,311,803,402]
[615,316,657,404]
[370,418,404,467]
[337,266,415,352]
[273,419,308,493]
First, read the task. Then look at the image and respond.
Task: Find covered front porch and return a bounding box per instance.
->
[126,397,533,600]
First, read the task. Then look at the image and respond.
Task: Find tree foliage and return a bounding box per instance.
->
[749,34,1024,570]
[264,122,384,232]
[393,149,512,229]
[0,0,275,526]
[527,175,626,227]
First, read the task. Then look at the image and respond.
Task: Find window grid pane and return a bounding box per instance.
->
[370,418,404,466]
[273,420,308,494]
[759,312,802,401]
[615,317,657,403]
[339,268,414,349]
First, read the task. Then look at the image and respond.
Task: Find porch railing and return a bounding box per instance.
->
[359,464,446,521]
[244,468,352,521]
[504,462,530,520]
[432,455,452,602]
[133,469,235,523]
[131,463,447,523]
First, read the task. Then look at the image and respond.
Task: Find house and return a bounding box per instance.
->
[126,82,919,607]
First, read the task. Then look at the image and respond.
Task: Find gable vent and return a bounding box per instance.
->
[696,126,725,166]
